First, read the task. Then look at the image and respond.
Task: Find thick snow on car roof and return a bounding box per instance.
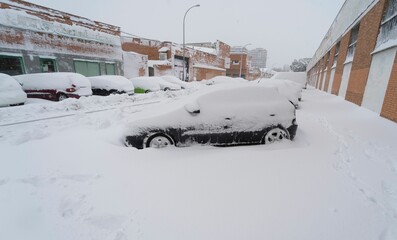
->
[14,72,91,90]
[88,75,134,92]
[0,73,27,107]
[202,76,248,85]
[254,78,301,105]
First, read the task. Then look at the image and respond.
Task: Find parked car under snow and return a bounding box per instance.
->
[253,78,302,107]
[88,75,134,96]
[14,72,92,101]
[125,85,297,149]
[0,73,27,107]
[130,76,181,93]
[161,75,191,89]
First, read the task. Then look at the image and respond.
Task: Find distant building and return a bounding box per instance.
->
[307,0,397,123]
[0,0,123,76]
[248,48,267,68]
[122,38,231,81]
[226,47,250,79]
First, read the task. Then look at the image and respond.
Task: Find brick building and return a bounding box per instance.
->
[226,47,250,79]
[308,0,397,123]
[0,0,123,77]
[121,37,230,81]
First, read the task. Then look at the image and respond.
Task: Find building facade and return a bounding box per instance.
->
[0,0,123,77]
[307,0,397,123]
[226,47,250,79]
[248,48,267,68]
[121,37,230,81]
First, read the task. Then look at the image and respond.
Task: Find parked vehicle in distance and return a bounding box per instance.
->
[125,85,297,149]
[88,75,134,96]
[14,72,92,101]
[254,78,302,107]
[161,75,191,89]
[0,73,27,107]
[271,72,307,89]
[130,76,181,93]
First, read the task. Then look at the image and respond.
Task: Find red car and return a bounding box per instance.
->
[14,72,92,101]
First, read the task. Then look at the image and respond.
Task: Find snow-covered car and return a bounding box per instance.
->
[14,72,92,101]
[254,78,302,107]
[271,72,307,89]
[161,75,191,89]
[130,76,181,93]
[125,85,297,149]
[88,75,134,96]
[0,73,27,107]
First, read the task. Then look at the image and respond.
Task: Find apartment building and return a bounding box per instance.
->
[249,48,267,68]
[0,0,123,77]
[307,0,397,123]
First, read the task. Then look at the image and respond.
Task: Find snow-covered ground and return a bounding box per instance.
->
[1,86,397,240]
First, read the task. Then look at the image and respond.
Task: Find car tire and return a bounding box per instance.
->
[57,93,68,101]
[163,87,170,91]
[145,133,174,149]
[262,127,289,144]
[144,90,151,93]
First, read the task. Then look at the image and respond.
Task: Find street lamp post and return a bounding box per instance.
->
[239,43,251,78]
[183,4,200,82]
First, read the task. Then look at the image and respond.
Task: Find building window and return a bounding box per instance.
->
[347,24,360,61]
[40,58,57,72]
[105,63,116,75]
[333,42,340,68]
[74,60,100,77]
[232,60,240,65]
[159,52,167,60]
[0,55,25,76]
[377,0,397,47]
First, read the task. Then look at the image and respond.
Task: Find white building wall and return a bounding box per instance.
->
[339,63,353,98]
[328,68,336,93]
[362,48,396,113]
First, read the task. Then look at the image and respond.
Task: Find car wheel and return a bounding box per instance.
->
[57,93,68,101]
[263,127,289,144]
[145,133,174,149]
[144,90,151,93]
[163,87,170,91]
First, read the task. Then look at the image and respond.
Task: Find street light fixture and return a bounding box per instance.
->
[183,4,200,82]
[239,43,251,78]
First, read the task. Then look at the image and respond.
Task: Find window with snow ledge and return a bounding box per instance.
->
[345,24,360,64]
[232,60,240,65]
[374,0,397,53]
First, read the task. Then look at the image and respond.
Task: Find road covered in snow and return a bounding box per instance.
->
[0,86,397,240]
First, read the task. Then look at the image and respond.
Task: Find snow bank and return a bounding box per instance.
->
[1,87,397,240]
[202,76,248,85]
[0,73,27,107]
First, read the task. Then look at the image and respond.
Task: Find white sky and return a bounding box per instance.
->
[26,0,345,68]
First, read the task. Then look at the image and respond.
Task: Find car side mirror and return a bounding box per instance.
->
[185,102,200,115]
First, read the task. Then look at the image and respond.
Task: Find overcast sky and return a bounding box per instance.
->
[27,0,345,67]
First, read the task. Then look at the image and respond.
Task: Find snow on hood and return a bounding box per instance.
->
[0,73,27,107]
[14,73,92,96]
[125,85,295,136]
[88,76,134,93]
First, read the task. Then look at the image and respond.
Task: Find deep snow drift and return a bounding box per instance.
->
[0,87,397,240]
